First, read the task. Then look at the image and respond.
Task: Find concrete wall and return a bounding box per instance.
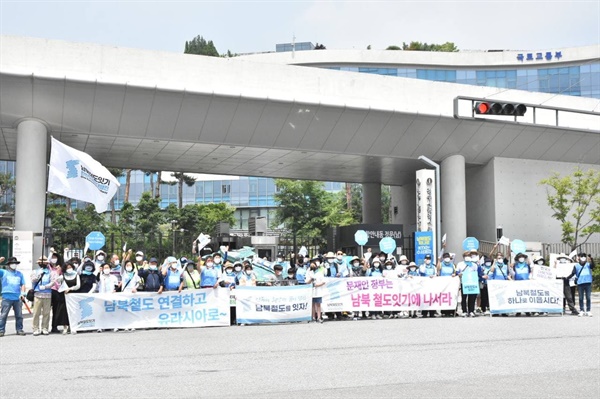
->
[465,161,497,242]
[467,157,600,244]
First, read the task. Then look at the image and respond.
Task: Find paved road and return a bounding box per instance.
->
[1,305,599,399]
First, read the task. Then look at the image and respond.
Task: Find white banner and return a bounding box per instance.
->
[47,137,120,213]
[235,285,312,324]
[66,289,230,331]
[532,265,554,280]
[488,280,563,314]
[322,277,460,312]
[555,263,576,278]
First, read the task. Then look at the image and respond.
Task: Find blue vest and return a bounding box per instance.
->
[165,269,182,290]
[480,266,493,284]
[369,268,382,277]
[493,263,508,280]
[514,263,530,280]
[201,267,218,287]
[34,270,52,294]
[421,264,436,277]
[575,263,592,284]
[0,269,24,300]
[440,262,455,277]
[295,266,307,284]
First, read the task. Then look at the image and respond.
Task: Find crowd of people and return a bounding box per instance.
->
[0,244,595,336]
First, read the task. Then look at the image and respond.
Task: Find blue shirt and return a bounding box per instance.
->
[0,268,25,300]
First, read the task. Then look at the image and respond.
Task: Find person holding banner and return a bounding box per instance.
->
[479,257,494,316]
[0,257,27,337]
[419,255,437,318]
[491,252,512,281]
[553,254,579,315]
[512,253,533,316]
[572,253,594,317]
[77,260,98,294]
[181,261,201,291]
[305,260,326,323]
[438,252,457,317]
[59,261,81,334]
[121,260,141,294]
[239,263,257,287]
[199,256,222,289]
[456,251,479,317]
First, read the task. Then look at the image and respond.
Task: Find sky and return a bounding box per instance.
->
[0,0,598,55]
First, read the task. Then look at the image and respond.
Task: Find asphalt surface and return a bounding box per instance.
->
[1,304,599,399]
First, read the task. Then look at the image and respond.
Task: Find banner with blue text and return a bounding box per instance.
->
[235,285,312,324]
[488,280,563,314]
[322,277,460,312]
[65,289,230,331]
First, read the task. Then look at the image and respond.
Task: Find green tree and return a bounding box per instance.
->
[171,172,197,209]
[273,179,344,251]
[386,45,401,50]
[184,35,219,57]
[197,203,236,235]
[0,172,15,212]
[401,41,458,52]
[539,168,600,250]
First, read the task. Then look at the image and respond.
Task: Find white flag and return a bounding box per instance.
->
[498,236,510,246]
[47,137,120,213]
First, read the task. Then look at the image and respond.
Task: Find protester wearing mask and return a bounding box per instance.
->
[491,252,511,281]
[181,261,201,291]
[367,259,383,277]
[134,251,145,268]
[511,253,532,316]
[160,257,183,293]
[234,261,247,285]
[349,256,368,320]
[438,252,457,317]
[553,254,579,315]
[239,264,256,286]
[138,258,163,293]
[221,262,237,289]
[397,255,409,275]
[121,260,141,294]
[31,256,57,336]
[570,253,595,317]
[419,254,437,318]
[97,263,119,332]
[479,256,494,316]
[405,262,419,318]
[200,256,222,289]
[0,257,26,337]
[58,261,81,335]
[334,251,349,277]
[285,268,297,286]
[77,260,98,294]
[295,257,308,285]
[456,251,478,318]
[268,264,285,287]
[305,260,326,323]
[48,252,64,333]
[95,250,107,270]
[212,248,228,273]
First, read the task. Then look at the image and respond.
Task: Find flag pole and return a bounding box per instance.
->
[42,136,51,261]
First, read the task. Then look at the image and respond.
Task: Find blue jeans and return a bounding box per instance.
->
[0,298,24,333]
[577,283,592,312]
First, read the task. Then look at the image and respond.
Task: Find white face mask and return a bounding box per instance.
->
[559,259,568,264]
[425,260,431,265]
[246,270,252,275]
[50,258,57,264]
[536,260,544,265]
[66,268,75,275]
[464,257,472,262]
[136,256,143,262]
[471,255,479,262]
[352,262,359,267]
[580,256,587,262]
[97,255,105,261]
[277,258,283,263]
[315,261,321,267]
[443,258,450,263]
[8,263,17,270]
[213,258,221,264]
[327,258,335,264]
[206,262,214,267]
[103,269,110,275]
[337,255,343,260]
[234,266,242,272]
[113,260,120,266]
[485,262,492,267]
[385,265,393,270]
[497,258,504,263]
[518,258,525,263]
[126,266,133,272]
[373,263,380,268]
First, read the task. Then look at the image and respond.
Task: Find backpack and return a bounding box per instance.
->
[144,272,160,291]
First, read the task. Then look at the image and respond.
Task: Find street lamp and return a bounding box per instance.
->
[418,155,441,255]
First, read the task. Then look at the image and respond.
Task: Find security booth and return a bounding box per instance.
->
[328,224,404,256]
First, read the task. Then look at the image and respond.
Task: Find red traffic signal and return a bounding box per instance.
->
[475,101,526,116]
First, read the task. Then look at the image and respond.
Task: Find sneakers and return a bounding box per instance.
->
[33,330,40,336]
[41,329,49,336]
[113,328,119,332]
[469,312,475,318]
[62,326,69,335]
[484,311,490,316]
[578,312,584,317]
[462,313,467,318]
[0,332,4,337]
[587,312,593,317]
[16,331,26,336]
[376,315,383,320]
[372,315,377,320]
[97,329,103,333]
[318,319,323,324]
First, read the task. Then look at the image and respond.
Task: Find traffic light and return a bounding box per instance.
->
[474,101,527,116]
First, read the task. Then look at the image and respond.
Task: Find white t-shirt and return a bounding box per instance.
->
[306,270,325,298]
